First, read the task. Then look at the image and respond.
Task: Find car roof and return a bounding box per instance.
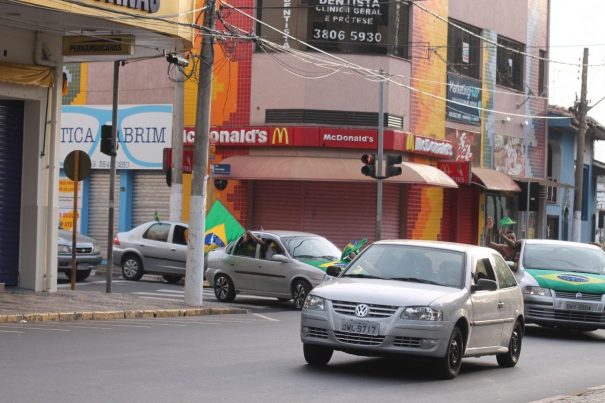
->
[373,239,493,254]
[251,230,328,238]
[522,239,601,249]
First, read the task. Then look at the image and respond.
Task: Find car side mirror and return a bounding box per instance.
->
[326,265,343,277]
[471,278,498,293]
[271,254,289,263]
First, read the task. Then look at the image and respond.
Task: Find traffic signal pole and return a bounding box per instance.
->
[376,69,384,241]
[572,48,588,242]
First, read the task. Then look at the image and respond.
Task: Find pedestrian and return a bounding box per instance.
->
[486,216,521,268]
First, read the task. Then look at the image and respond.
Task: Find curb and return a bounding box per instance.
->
[0,307,247,323]
[530,385,605,403]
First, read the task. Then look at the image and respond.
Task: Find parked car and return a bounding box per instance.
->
[112,221,189,284]
[205,230,343,309]
[513,239,605,331]
[57,229,102,282]
[300,240,524,379]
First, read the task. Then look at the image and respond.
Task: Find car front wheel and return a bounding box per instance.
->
[303,344,333,366]
[214,274,236,302]
[497,320,523,368]
[292,280,311,310]
[436,327,464,379]
[121,255,144,281]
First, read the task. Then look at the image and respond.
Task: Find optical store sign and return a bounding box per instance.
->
[93,0,161,13]
[61,104,172,170]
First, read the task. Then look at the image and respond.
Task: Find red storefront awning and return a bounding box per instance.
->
[214,156,458,188]
[471,167,521,192]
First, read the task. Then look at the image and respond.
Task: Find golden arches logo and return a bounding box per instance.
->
[272,127,289,145]
[405,133,415,151]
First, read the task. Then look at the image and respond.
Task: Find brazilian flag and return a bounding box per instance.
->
[341,238,368,261]
[204,200,245,253]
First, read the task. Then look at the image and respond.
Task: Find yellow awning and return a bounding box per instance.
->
[0,61,53,88]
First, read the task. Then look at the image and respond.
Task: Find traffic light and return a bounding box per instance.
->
[100,124,117,156]
[385,154,402,178]
[361,154,376,178]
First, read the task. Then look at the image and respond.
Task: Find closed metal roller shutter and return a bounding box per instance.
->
[0,101,24,286]
[252,181,401,248]
[132,171,170,227]
[88,171,120,260]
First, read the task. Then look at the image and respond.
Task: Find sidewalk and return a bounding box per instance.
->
[0,271,245,323]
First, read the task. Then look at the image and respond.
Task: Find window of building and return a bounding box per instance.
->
[496,36,525,91]
[539,49,547,96]
[447,19,481,79]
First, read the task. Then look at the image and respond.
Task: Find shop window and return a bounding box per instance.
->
[447,19,481,79]
[496,36,525,91]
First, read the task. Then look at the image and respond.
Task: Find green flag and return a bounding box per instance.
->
[204,200,245,253]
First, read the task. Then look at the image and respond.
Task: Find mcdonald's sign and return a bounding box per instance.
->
[271,127,290,145]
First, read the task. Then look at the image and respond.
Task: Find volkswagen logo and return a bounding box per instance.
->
[355,304,369,318]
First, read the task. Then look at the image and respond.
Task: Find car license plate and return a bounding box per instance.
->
[564,302,593,312]
[340,320,379,336]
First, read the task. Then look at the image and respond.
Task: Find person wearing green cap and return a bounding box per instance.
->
[486,216,521,268]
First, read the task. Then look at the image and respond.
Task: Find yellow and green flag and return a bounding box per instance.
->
[204,200,245,253]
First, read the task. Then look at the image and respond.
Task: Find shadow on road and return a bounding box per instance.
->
[524,324,605,342]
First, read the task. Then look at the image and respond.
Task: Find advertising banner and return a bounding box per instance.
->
[494,134,525,176]
[445,127,481,165]
[61,104,172,170]
[446,74,482,125]
[58,177,82,232]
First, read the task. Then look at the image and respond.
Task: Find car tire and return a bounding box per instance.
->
[214,274,236,302]
[303,344,333,366]
[497,320,523,368]
[65,269,91,282]
[436,327,464,379]
[121,255,144,281]
[292,279,311,310]
[163,275,183,284]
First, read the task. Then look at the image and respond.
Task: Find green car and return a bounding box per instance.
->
[513,239,605,331]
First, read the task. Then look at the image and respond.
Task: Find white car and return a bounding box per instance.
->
[300,240,524,379]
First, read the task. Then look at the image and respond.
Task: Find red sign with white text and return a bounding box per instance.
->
[437,160,471,184]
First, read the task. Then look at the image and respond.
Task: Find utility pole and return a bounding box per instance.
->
[376,69,384,241]
[106,60,120,293]
[572,48,589,242]
[170,78,184,222]
[184,0,216,306]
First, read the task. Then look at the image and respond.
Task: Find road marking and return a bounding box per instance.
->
[67,325,112,330]
[0,330,23,333]
[0,326,70,332]
[135,295,184,302]
[252,313,280,322]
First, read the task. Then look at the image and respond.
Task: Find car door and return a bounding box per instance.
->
[138,222,172,272]
[167,224,189,276]
[467,254,505,350]
[222,234,261,291]
[490,252,521,346]
[254,235,290,294]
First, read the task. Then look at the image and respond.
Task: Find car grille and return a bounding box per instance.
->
[332,301,398,318]
[555,291,603,301]
[333,331,385,346]
[527,307,605,324]
[76,247,93,254]
[306,327,328,339]
[393,336,422,348]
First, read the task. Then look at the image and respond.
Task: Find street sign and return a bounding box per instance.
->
[213,164,231,175]
[64,150,91,182]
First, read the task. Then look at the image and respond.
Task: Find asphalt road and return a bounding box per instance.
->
[1,298,604,403]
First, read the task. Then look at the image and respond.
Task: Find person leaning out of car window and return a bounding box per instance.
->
[242,230,282,260]
[486,216,521,270]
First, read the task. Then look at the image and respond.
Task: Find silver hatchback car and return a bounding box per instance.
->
[206,230,342,309]
[300,240,524,379]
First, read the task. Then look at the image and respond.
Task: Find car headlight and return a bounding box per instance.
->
[58,245,71,254]
[401,306,442,321]
[93,244,101,254]
[303,295,325,311]
[523,286,552,297]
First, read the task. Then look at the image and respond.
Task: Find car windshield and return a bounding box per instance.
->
[522,243,605,274]
[282,236,341,260]
[341,244,466,288]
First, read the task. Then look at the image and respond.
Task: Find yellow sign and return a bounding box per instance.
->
[63,35,135,57]
[271,127,289,145]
